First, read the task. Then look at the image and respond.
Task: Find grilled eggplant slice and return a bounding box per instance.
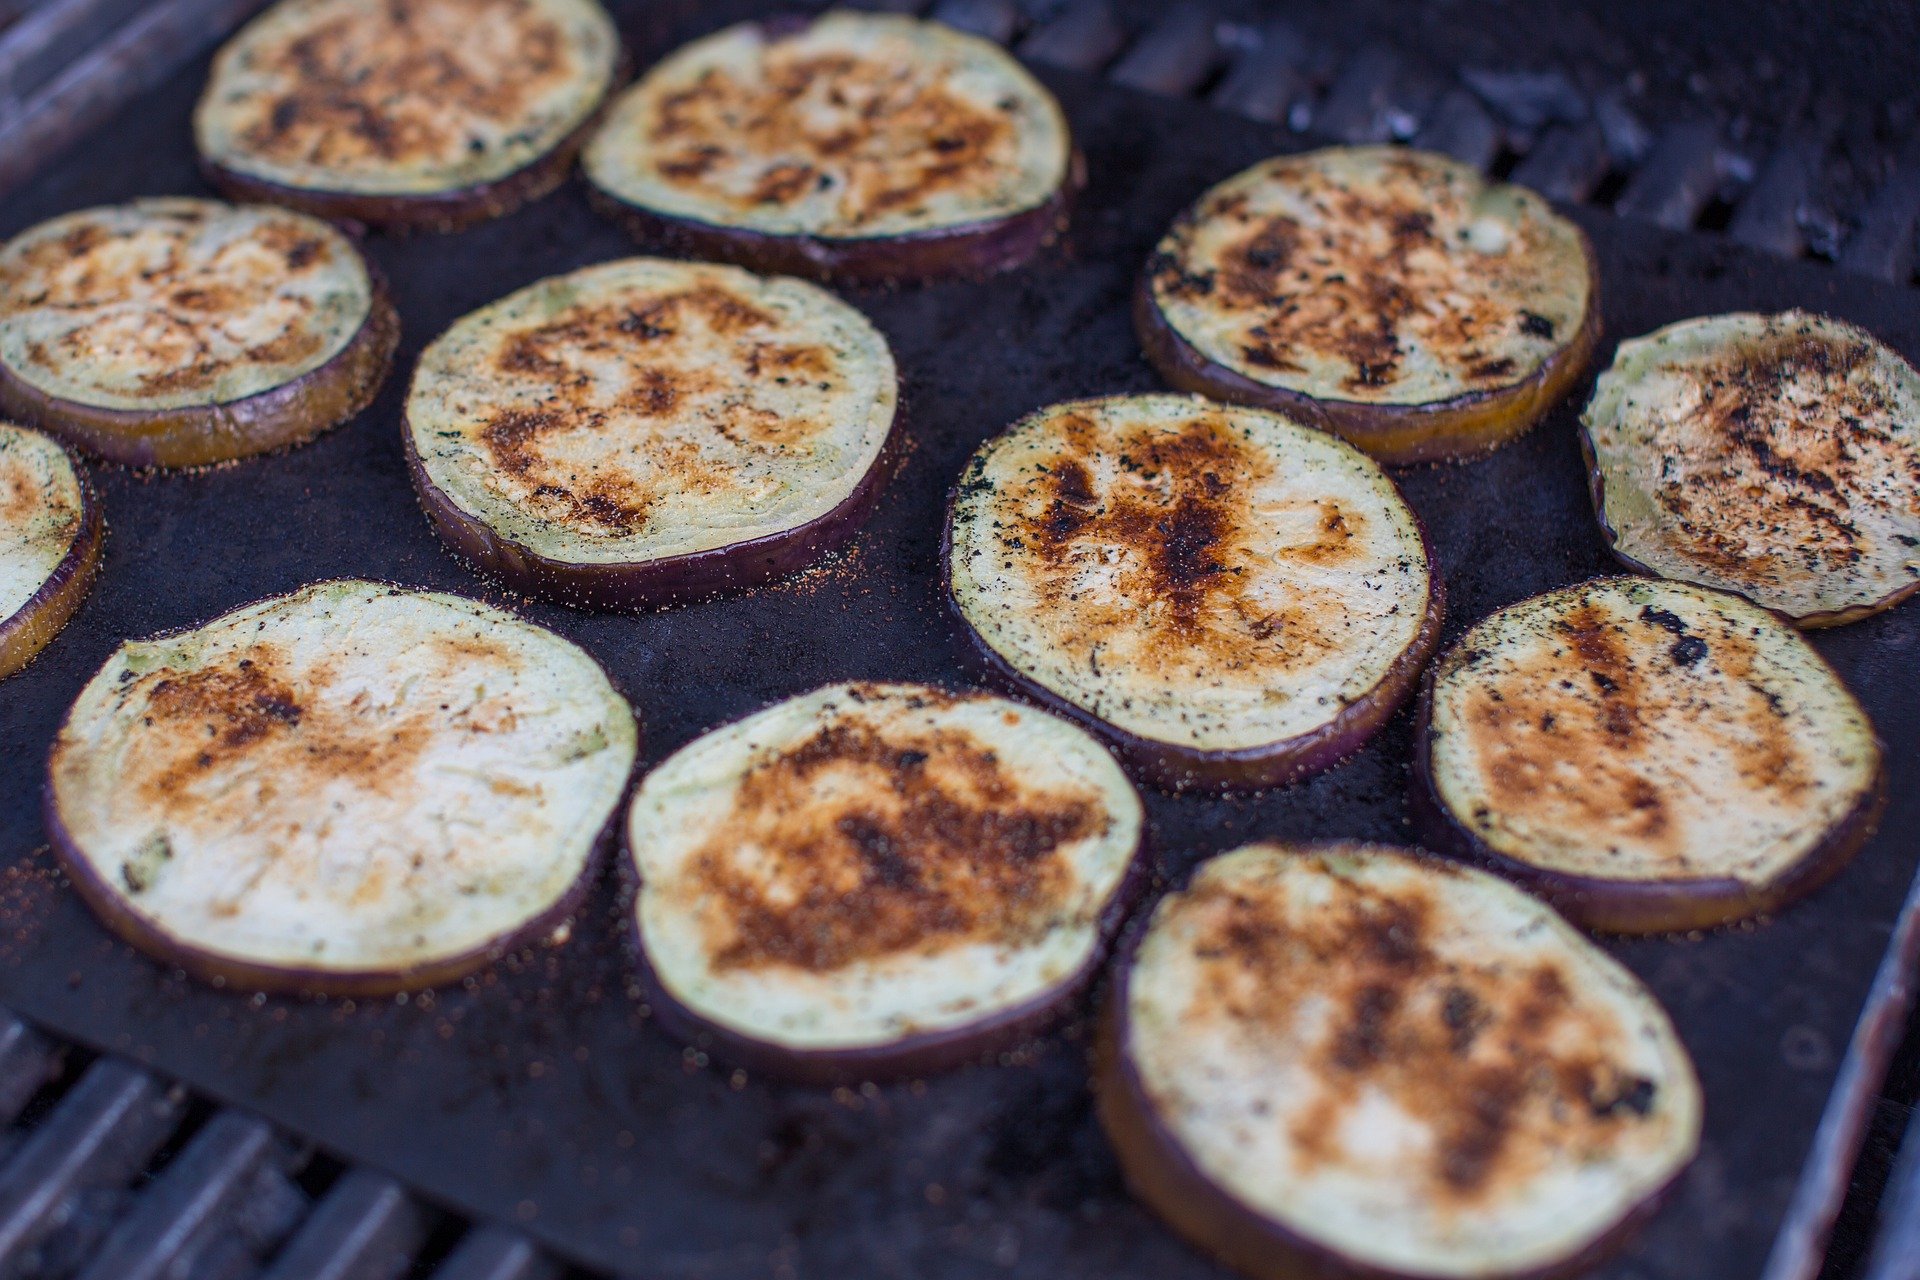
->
[1416,576,1884,934]
[582,12,1078,284]
[1137,147,1600,464]
[1097,841,1702,1280]
[195,0,623,232]
[0,423,102,678]
[1581,311,1920,627]
[406,257,899,608]
[47,580,638,995]
[0,198,397,468]
[627,681,1144,1084]
[945,394,1442,792]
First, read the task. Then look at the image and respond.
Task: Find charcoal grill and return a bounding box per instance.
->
[0,2,1918,1279]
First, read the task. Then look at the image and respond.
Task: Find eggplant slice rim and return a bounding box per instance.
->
[0,426,104,679]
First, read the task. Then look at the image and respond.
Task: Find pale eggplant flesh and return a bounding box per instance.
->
[0,198,398,468]
[195,0,623,232]
[0,422,103,678]
[1581,310,1920,627]
[582,12,1078,284]
[945,394,1442,792]
[405,257,900,609]
[46,580,638,995]
[1415,575,1885,934]
[1137,147,1601,464]
[1097,841,1703,1280]
[627,681,1145,1084]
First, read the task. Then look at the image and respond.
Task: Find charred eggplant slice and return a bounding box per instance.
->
[627,681,1144,1084]
[47,580,638,995]
[1137,147,1600,464]
[1581,311,1920,627]
[406,257,898,608]
[0,423,102,678]
[1098,841,1702,1280]
[583,12,1078,284]
[945,394,1441,792]
[195,0,623,232]
[1416,576,1884,933]
[0,198,397,468]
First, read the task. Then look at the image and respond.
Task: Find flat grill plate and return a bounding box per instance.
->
[1,8,1917,1277]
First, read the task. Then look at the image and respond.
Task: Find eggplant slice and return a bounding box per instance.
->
[1581,310,1920,627]
[406,257,899,608]
[195,0,623,232]
[582,12,1077,284]
[1098,841,1702,1280]
[0,423,102,678]
[47,580,638,995]
[627,681,1144,1084]
[0,198,397,468]
[1137,147,1600,464]
[945,394,1441,792]
[1417,575,1884,934]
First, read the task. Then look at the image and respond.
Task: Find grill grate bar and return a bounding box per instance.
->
[1106,2,1221,97]
[1612,119,1727,229]
[258,1169,429,1280]
[1206,18,1307,123]
[1412,87,1504,171]
[1837,149,1920,284]
[928,0,1020,44]
[1727,131,1824,258]
[0,1013,58,1128]
[1511,121,1613,203]
[1017,0,1125,72]
[428,1225,562,1280]
[75,1109,292,1280]
[1310,44,1411,144]
[0,1059,184,1277]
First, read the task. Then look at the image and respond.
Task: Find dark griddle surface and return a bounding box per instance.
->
[1,10,1918,1278]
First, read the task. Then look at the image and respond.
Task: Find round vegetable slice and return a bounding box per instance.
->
[194,0,623,232]
[0,422,102,678]
[1137,146,1601,464]
[627,681,1144,1084]
[1415,576,1884,934]
[582,12,1079,284]
[945,394,1442,792]
[405,257,899,608]
[1581,310,1920,627]
[47,579,638,995]
[0,198,398,468]
[1097,841,1702,1280]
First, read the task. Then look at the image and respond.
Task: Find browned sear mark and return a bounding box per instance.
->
[688,715,1104,972]
[1003,414,1360,669]
[236,0,575,169]
[647,51,1016,227]
[1184,868,1657,1203]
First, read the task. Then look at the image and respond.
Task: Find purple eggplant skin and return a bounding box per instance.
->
[0,444,103,679]
[938,483,1446,794]
[43,782,626,998]
[1574,422,1919,630]
[40,589,640,998]
[621,786,1151,1088]
[1092,905,1687,1280]
[1132,238,1603,467]
[403,390,905,611]
[587,150,1085,288]
[0,284,400,470]
[1409,650,1890,936]
[200,57,632,235]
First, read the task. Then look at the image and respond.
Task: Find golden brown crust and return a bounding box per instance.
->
[1137,246,1603,465]
[195,0,624,230]
[668,707,1106,973]
[1582,311,1920,626]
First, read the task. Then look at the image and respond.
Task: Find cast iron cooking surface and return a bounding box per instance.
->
[2,10,1919,1279]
